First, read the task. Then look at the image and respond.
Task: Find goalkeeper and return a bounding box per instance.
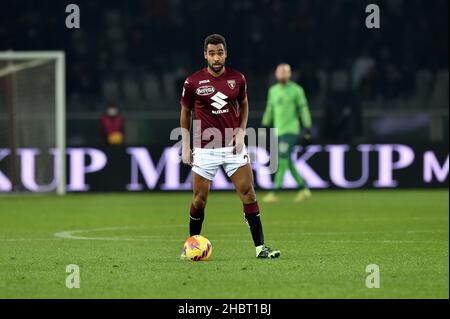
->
[262,63,312,203]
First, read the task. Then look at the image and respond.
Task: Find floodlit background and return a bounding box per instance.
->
[0,0,448,146]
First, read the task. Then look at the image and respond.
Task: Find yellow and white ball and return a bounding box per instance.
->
[107,131,123,145]
[183,235,212,261]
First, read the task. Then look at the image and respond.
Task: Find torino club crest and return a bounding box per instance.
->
[227,80,236,89]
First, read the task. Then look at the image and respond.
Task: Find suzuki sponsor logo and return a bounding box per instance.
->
[211,91,228,109]
[212,109,229,115]
[196,85,215,96]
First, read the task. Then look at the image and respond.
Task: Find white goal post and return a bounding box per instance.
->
[0,51,66,195]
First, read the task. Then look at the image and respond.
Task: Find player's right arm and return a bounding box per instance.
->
[180,104,193,165]
[296,86,312,130]
[180,79,195,166]
[296,85,312,142]
[261,87,274,127]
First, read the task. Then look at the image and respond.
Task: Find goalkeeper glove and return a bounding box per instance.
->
[300,128,312,147]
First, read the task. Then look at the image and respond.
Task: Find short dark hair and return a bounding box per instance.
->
[204,34,227,51]
[107,101,117,108]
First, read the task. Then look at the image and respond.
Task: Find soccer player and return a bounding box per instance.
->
[179,34,280,259]
[261,63,313,203]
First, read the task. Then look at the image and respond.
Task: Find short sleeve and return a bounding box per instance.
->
[180,78,195,109]
[237,74,247,102]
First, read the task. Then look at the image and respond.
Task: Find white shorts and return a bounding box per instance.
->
[192,146,250,181]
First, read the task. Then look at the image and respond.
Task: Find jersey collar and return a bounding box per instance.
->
[205,66,227,80]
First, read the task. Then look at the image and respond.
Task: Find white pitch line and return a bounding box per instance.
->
[48,226,449,244]
[0,238,61,242]
[53,226,143,241]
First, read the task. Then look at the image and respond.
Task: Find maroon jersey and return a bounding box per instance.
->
[99,114,124,144]
[180,67,247,148]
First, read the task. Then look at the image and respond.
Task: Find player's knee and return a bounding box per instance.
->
[193,193,207,209]
[241,187,256,204]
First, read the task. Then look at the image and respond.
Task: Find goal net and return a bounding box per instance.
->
[0,52,66,195]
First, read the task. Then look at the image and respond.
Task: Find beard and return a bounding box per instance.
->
[208,62,224,73]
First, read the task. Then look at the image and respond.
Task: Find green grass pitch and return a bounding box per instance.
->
[0,190,448,298]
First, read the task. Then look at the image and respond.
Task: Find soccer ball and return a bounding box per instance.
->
[183,235,212,261]
[107,131,123,145]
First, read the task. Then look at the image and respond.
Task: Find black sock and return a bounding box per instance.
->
[189,203,204,236]
[243,202,264,247]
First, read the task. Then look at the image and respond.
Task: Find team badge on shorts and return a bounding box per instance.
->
[227,79,236,89]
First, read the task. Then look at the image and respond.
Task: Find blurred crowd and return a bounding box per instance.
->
[0,0,448,143]
[1,0,448,111]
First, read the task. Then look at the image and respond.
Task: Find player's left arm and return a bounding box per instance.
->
[297,86,312,139]
[238,97,249,131]
[234,74,249,154]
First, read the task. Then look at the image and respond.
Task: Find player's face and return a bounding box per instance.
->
[106,106,118,117]
[204,44,227,74]
[275,65,292,84]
